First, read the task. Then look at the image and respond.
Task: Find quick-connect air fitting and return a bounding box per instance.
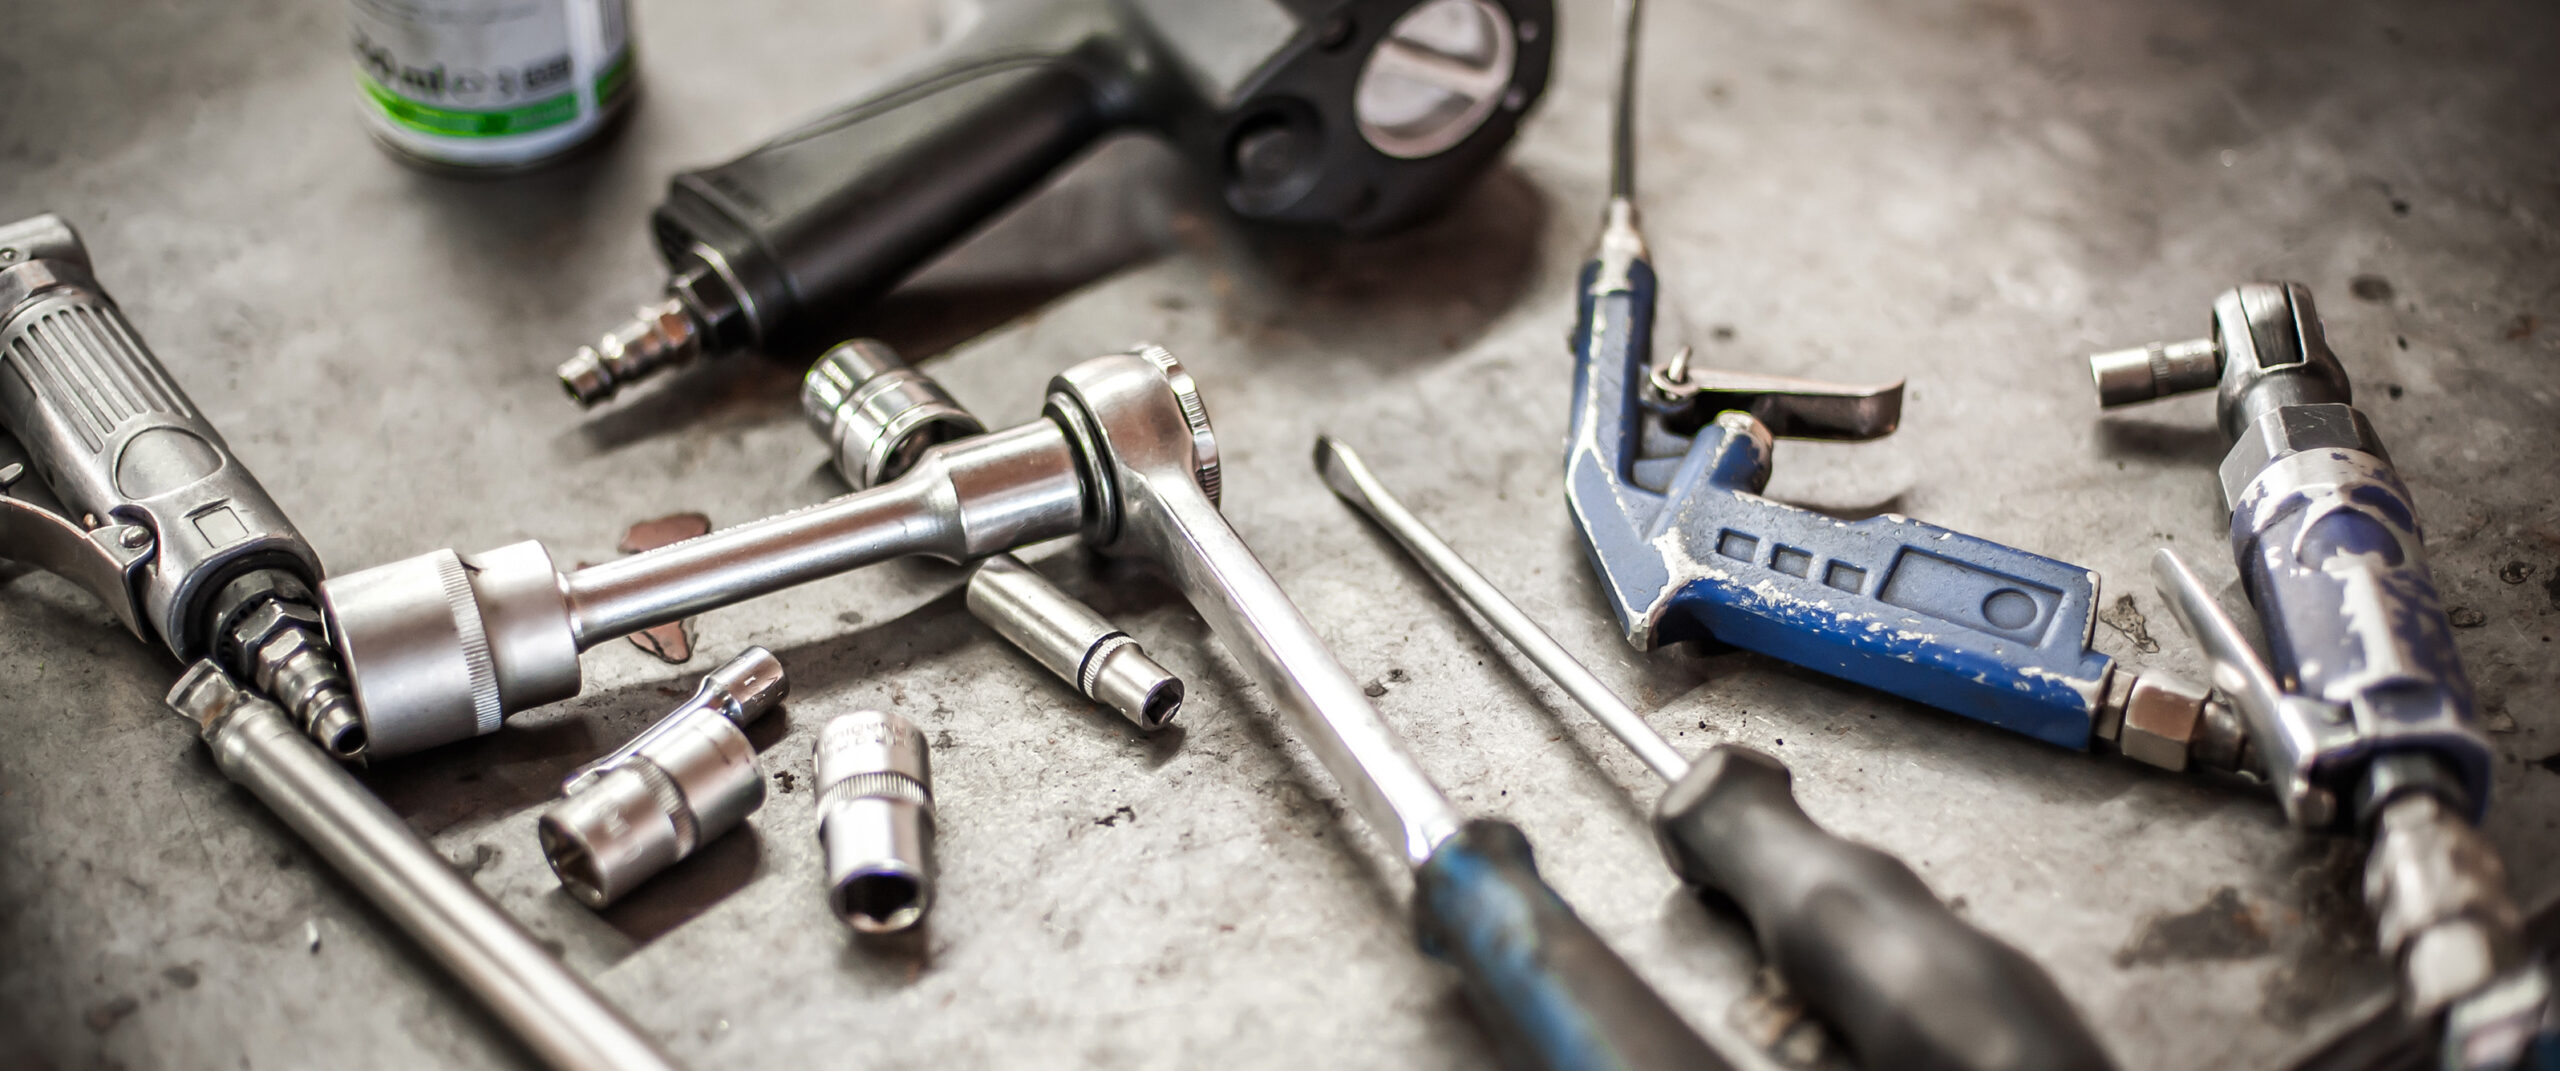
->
[539,648,788,908]
[816,710,936,934]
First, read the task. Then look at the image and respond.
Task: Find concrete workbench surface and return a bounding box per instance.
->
[4,0,2556,1068]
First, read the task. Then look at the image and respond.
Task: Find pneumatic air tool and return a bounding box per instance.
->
[2090,285,2558,1070]
[0,213,364,758]
[0,214,681,1071]
[557,0,1553,405]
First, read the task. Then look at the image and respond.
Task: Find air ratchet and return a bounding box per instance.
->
[2090,284,2556,1069]
[0,215,680,1071]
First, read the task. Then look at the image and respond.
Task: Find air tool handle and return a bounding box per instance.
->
[0,213,320,657]
[1415,819,1734,1071]
[650,4,1131,357]
[1656,747,2116,1071]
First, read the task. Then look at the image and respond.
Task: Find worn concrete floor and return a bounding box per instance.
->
[4,0,2557,1068]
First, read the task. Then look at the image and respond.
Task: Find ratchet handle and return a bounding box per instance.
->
[1655,746,2114,1071]
[1414,819,1734,1071]
[0,213,316,656]
[653,3,1141,351]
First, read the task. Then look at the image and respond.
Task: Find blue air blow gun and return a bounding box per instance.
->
[1559,60,2239,774]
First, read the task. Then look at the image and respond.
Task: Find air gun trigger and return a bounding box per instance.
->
[1648,360,1906,442]
[0,493,152,639]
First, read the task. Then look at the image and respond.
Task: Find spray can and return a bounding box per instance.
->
[346,0,637,172]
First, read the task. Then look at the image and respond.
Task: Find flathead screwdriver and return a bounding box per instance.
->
[1316,436,2116,1071]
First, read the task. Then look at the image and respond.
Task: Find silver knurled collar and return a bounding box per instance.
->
[431,549,504,735]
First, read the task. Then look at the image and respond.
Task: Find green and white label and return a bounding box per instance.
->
[348,0,633,166]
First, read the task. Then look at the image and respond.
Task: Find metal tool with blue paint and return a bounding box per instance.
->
[1558,12,2238,773]
[2091,284,2554,1070]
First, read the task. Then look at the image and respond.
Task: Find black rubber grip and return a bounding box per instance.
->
[653,3,1133,352]
[1414,819,1734,1071]
[1655,746,2115,1071]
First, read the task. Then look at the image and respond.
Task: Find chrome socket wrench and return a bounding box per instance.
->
[815,709,936,934]
[802,340,1182,731]
[540,647,788,908]
[321,347,1218,757]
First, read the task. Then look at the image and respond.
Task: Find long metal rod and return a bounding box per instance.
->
[1315,438,1690,783]
[172,666,681,1071]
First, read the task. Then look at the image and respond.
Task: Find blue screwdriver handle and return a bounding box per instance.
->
[1415,819,1735,1071]
[1564,256,2114,749]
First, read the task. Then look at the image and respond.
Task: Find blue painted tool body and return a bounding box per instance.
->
[1564,256,2114,750]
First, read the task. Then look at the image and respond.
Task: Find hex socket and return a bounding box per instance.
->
[539,648,788,908]
[801,339,983,490]
[966,554,1182,731]
[816,710,936,933]
[2088,337,2222,408]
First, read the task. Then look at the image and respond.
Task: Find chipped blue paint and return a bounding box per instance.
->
[1564,258,2108,750]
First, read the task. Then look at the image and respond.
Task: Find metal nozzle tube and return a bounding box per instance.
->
[816,711,935,934]
[2089,337,2222,407]
[541,648,788,908]
[966,554,1182,731]
[166,663,681,1071]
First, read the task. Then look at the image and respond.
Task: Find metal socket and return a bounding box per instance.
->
[966,554,1182,731]
[2088,337,2222,407]
[323,541,583,757]
[801,339,984,490]
[816,710,936,934]
[539,648,788,908]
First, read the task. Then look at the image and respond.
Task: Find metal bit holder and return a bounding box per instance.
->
[2090,283,2545,1057]
[540,647,788,908]
[801,340,1183,731]
[815,710,936,933]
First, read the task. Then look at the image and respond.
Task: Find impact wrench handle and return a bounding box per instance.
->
[559,0,1555,404]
